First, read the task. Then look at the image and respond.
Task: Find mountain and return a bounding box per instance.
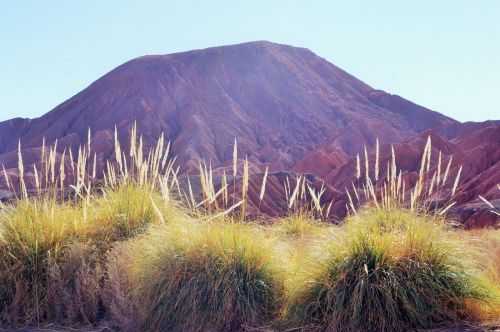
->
[0,41,455,169]
[0,41,497,226]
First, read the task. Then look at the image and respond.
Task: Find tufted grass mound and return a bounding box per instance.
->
[286,208,497,332]
[0,182,179,326]
[89,184,159,242]
[121,221,286,332]
[0,198,101,325]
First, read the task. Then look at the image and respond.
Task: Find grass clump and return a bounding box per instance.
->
[286,208,496,332]
[89,184,159,242]
[459,229,500,321]
[0,198,99,324]
[2,129,499,331]
[276,214,327,239]
[471,229,500,285]
[115,222,285,332]
[0,182,175,326]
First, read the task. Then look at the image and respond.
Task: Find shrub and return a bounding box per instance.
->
[286,208,495,332]
[114,222,285,332]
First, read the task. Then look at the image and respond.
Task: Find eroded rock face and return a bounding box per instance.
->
[0,41,497,225]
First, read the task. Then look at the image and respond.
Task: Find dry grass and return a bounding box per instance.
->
[0,128,498,331]
[284,208,499,332]
[88,184,159,242]
[0,125,179,327]
[110,221,285,332]
[347,137,463,216]
[0,197,108,325]
[458,229,500,322]
[274,214,327,240]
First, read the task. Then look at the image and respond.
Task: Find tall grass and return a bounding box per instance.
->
[0,198,97,324]
[275,214,327,240]
[111,222,285,332]
[347,137,463,216]
[283,175,333,222]
[285,208,497,331]
[1,126,498,331]
[89,184,158,242]
[0,124,180,326]
[460,228,500,321]
[478,185,500,218]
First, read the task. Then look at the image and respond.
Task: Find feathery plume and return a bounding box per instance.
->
[346,187,357,214]
[451,166,462,196]
[479,195,494,209]
[374,138,380,181]
[259,166,269,202]
[18,141,27,199]
[442,156,453,187]
[355,153,361,180]
[2,165,11,190]
[232,137,238,178]
[241,156,249,219]
[364,145,369,182]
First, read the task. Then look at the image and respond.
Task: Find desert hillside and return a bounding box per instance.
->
[1,42,497,226]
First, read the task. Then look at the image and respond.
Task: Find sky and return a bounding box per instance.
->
[1,1,499,122]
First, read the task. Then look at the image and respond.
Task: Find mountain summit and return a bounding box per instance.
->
[0,41,455,171]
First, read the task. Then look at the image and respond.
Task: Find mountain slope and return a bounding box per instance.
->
[0,41,455,172]
[2,41,494,226]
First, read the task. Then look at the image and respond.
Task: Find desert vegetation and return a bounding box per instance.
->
[0,126,498,331]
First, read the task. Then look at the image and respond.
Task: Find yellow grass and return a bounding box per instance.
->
[0,128,498,330]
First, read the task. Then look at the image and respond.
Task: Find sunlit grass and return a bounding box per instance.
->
[1,127,499,330]
[115,221,285,332]
[0,198,93,324]
[89,184,159,242]
[285,208,500,331]
[275,213,327,239]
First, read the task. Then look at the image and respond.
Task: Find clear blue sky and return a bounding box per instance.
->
[1,1,499,122]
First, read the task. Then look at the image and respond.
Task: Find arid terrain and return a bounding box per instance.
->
[0,42,498,332]
[1,41,497,227]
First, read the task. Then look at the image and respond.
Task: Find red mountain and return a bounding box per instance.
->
[0,41,454,168]
[0,41,497,225]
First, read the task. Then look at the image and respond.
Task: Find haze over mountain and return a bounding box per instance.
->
[0,41,498,226]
